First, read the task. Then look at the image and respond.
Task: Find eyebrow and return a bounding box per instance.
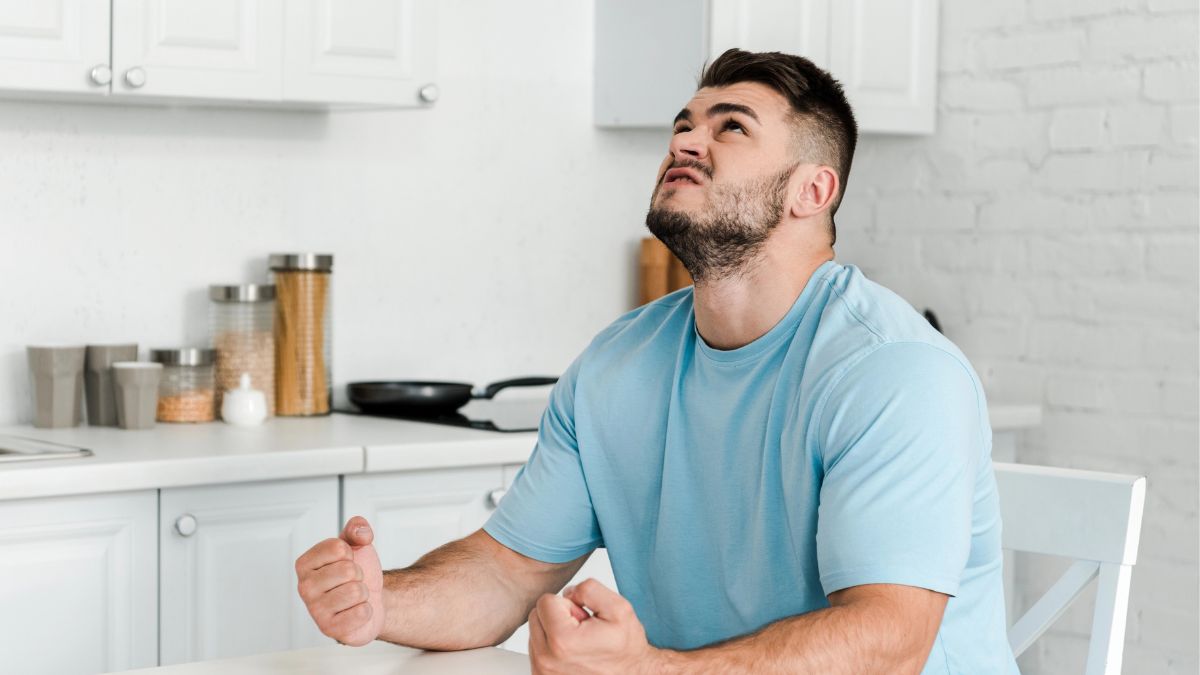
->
[673,102,761,126]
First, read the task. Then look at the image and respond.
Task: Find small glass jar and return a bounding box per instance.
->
[149,348,217,423]
[269,253,333,416]
[209,284,275,417]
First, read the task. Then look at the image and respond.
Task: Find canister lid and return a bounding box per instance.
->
[149,348,216,367]
[209,284,276,303]
[268,253,333,272]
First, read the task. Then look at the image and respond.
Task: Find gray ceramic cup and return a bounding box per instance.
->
[27,345,86,428]
[112,362,163,430]
[85,344,138,427]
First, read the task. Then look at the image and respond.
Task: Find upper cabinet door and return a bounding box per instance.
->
[709,0,830,69]
[110,0,283,100]
[283,0,436,106]
[0,0,110,95]
[828,0,937,134]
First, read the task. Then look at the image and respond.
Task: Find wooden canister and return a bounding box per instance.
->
[639,237,671,305]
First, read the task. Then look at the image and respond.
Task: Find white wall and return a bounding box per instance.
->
[834,1,1199,673]
[0,0,669,422]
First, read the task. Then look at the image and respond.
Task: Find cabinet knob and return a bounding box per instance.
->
[487,488,507,509]
[418,83,439,103]
[89,65,112,86]
[175,514,198,537]
[124,67,147,89]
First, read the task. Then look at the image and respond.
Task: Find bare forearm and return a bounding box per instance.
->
[376,536,530,650]
[657,602,934,674]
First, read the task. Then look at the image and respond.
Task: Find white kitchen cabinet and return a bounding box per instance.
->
[283,0,438,106]
[342,465,506,569]
[0,0,111,96]
[0,0,436,108]
[595,0,938,134]
[0,490,157,675]
[159,476,339,666]
[110,0,284,101]
[825,0,938,134]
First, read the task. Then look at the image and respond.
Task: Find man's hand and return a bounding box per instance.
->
[295,515,385,647]
[528,578,665,675]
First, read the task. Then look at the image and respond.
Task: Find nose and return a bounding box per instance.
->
[668,125,709,162]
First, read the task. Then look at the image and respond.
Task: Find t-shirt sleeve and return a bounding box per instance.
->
[814,341,987,598]
[483,354,601,563]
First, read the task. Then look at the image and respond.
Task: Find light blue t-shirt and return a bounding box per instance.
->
[485,261,1017,673]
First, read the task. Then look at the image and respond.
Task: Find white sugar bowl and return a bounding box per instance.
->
[221,373,268,427]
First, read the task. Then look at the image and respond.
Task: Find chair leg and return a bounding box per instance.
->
[1085,563,1133,675]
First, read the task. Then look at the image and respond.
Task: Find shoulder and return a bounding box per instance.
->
[807,264,978,381]
[805,265,989,440]
[584,286,694,357]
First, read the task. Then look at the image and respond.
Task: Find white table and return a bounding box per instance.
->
[115,642,529,674]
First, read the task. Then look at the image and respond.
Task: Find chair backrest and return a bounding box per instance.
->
[994,462,1146,675]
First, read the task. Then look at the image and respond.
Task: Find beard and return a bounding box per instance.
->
[645,163,795,284]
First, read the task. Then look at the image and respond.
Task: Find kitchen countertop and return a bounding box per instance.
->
[0,413,536,501]
[0,404,1041,502]
[116,642,528,674]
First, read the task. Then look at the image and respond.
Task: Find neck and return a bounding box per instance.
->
[691,240,833,351]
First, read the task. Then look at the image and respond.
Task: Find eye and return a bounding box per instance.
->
[673,125,691,135]
[722,119,745,134]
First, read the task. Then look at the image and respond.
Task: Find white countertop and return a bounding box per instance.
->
[0,414,536,501]
[115,642,528,674]
[0,404,1041,502]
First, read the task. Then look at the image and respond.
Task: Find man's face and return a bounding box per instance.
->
[646,82,800,282]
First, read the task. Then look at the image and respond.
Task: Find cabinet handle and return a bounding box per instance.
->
[89,65,112,86]
[418,83,439,103]
[175,514,198,537]
[487,488,507,509]
[125,67,147,89]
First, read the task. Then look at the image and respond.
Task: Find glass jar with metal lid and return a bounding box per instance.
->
[149,348,217,423]
[210,284,275,418]
[269,253,332,416]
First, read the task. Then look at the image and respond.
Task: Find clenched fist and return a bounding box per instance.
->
[295,515,385,646]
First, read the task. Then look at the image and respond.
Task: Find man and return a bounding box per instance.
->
[296,49,1017,674]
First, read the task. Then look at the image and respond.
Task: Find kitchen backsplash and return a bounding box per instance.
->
[0,1,667,425]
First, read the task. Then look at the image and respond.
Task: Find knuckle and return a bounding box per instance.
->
[334,603,369,630]
[332,560,356,581]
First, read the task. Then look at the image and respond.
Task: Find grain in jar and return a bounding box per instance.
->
[269,253,332,416]
[149,348,217,423]
[209,284,275,417]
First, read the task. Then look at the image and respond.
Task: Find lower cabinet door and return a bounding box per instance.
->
[159,476,339,665]
[0,490,158,674]
[342,465,506,570]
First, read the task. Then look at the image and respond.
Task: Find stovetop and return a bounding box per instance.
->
[337,398,546,433]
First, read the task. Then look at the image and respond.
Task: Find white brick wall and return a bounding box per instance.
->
[836,1,1199,673]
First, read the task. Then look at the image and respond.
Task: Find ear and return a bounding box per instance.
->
[789,165,839,220]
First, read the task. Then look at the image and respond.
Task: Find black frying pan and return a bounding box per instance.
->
[347,377,558,416]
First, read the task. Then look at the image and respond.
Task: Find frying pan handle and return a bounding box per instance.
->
[478,377,558,400]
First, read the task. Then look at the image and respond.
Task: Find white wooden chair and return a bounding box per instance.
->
[994,462,1147,675]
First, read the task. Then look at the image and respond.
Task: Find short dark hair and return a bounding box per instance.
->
[699,49,858,244]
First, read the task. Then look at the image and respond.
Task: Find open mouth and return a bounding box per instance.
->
[663,167,705,186]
